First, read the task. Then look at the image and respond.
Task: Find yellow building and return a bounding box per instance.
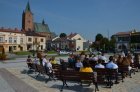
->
[0,28,26,52]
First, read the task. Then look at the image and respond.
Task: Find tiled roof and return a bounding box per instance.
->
[34,23,50,33]
[67,33,77,39]
[0,28,24,34]
[131,32,140,36]
[52,36,72,41]
[114,29,138,36]
[114,32,131,35]
[25,31,46,37]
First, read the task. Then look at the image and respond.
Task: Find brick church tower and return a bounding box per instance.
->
[22,2,34,31]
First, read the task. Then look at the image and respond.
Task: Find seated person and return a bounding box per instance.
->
[106,56,119,84]
[68,55,75,68]
[26,55,33,69]
[106,56,118,69]
[99,53,107,63]
[46,59,53,74]
[75,58,83,71]
[80,59,93,72]
[42,55,48,66]
[50,56,57,64]
[95,59,105,68]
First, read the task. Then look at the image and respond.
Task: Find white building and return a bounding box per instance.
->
[68,33,86,51]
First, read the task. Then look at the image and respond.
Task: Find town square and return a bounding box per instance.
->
[0,0,140,92]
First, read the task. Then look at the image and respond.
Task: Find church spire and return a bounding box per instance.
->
[25,1,31,12]
[42,19,45,25]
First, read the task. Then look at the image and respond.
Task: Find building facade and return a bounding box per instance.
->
[131,31,140,51]
[0,28,26,52]
[0,28,46,52]
[52,33,86,51]
[113,29,140,52]
[68,33,86,51]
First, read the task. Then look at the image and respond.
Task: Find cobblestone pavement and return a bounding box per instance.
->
[2,67,140,92]
[1,55,140,92]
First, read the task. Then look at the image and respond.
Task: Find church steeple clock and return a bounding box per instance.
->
[22,1,34,31]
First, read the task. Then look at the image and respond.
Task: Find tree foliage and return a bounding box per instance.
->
[90,34,116,52]
[59,33,67,38]
[95,33,103,41]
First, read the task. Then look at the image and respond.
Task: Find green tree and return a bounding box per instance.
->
[95,33,103,41]
[109,36,116,52]
[59,33,67,38]
[95,34,104,50]
[101,37,109,51]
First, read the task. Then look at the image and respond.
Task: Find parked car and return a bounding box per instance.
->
[90,50,101,55]
[58,50,72,55]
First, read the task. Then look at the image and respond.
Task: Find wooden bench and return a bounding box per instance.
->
[60,70,98,92]
[94,68,118,88]
[26,62,35,69]
[118,65,131,80]
[52,64,62,80]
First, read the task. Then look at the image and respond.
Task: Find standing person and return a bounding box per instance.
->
[26,55,33,69]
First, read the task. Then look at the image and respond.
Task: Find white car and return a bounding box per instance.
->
[59,50,72,55]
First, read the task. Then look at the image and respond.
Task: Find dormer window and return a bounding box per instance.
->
[78,38,81,40]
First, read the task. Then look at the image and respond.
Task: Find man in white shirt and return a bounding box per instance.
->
[106,56,118,69]
[95,59,105,68]
[42,55,48,66]
[99,53,107,63]
[92,55,98,61]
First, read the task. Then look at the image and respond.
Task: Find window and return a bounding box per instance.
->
[0,37,4,42]
[78,38,81,40]
[41,45,43,50]
[13,46,16,50]
[41,38,44,42]
[20,38,23,43]
[28,38,32,42]
[14,37,17,43]
[9,37,12,43]
[35,38,37,43]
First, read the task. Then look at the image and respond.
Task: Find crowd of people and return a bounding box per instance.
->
[26,51,140,77]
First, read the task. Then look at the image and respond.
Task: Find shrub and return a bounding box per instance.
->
[0,54,7,60]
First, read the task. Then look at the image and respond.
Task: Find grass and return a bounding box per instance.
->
[47,51,57,54]
[14,51,32,55]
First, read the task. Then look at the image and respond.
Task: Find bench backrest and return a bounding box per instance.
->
[61,70,80,81]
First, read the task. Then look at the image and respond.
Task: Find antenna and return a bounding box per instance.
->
[108,30,110,40]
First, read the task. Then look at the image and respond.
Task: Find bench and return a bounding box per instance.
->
[94,68,118,88]
[118,65,131,80]
[60,70,98,92]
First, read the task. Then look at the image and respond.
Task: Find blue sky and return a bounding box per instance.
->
[0,0,140,41]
